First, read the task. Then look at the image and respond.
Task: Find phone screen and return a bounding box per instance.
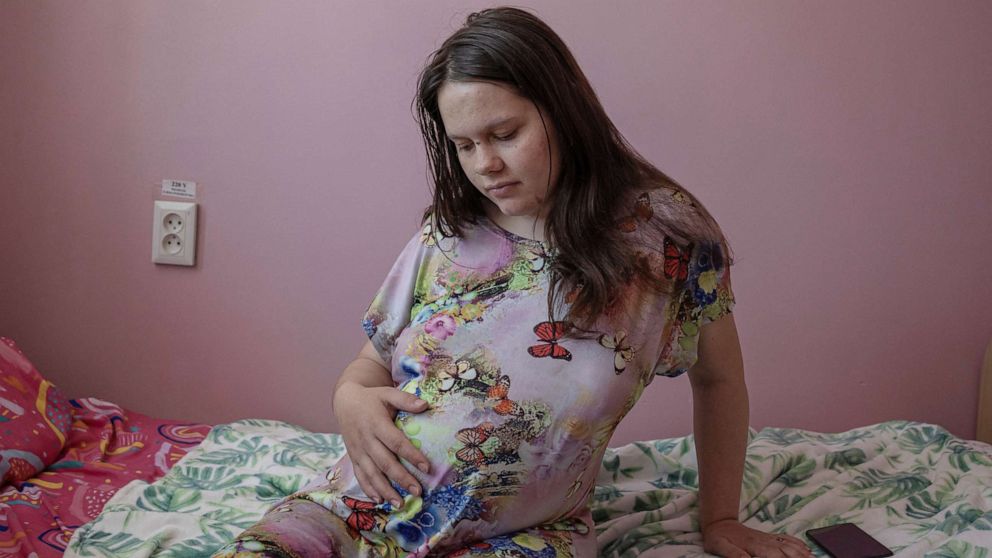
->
[805,523,893,558]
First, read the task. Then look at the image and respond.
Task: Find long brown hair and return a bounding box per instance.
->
[414,7,730,333]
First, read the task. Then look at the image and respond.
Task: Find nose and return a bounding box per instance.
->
[474,145,504,176]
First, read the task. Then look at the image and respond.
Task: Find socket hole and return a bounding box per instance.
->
[162,233,183,255]
[163,213,184,233]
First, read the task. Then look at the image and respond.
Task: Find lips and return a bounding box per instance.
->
[485,181,519,199]
[485,181,519,192]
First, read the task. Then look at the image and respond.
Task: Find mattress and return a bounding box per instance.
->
[65,419,992,557]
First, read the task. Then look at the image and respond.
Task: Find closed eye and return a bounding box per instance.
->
[494,130,517,141]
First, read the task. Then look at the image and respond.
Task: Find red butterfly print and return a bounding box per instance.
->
[528,321,572,361]
[486,375,521,416]
[617,192,654,232]
[663,237,691,282]
[455,422,495,465]
[342,496,379,532]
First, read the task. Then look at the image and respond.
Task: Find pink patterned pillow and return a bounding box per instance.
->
[0,337,73,486]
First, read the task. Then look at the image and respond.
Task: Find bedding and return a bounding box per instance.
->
[1,337,73,486]
[0,338,211,557]
[66,419,992,557]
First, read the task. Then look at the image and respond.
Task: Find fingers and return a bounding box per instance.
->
[353,451,404,506]
[704,529,813,558]
[705,537,750,558]
[351,458,381,503]
[336,385,432,506]
[369,433,425,489]
[378,419,431,473]
[768,533,813,557]
[382,388,430,414]
[780,535,814,558]
[371,387,431,473]
[348,437,419,507]
[712,544,788,558]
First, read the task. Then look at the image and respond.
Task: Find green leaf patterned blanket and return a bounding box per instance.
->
[65,419,992,558]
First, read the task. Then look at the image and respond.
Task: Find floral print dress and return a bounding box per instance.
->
[214,188,734,558]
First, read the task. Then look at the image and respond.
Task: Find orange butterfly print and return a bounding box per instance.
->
[598,330,636,374]
[663,237,691,282]
[455,422,495,466]
[486,375,521,416]
[527,321,572,361]
[342,496,380,532]
[617,192,654,232]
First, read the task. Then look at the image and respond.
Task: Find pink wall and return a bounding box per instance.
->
[1,1,990,445]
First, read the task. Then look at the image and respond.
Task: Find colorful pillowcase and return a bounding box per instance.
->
[0,337,73,486]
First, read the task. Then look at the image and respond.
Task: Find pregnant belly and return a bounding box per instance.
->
[391,394,596,533]
[315,389,599,555]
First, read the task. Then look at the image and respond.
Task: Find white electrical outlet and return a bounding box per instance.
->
[152,200,197,266]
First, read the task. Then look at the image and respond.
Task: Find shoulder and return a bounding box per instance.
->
[398,217,513,269]
[614,184,731,282]
[612,184,701,250]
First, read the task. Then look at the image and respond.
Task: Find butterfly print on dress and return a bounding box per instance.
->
[527,321,572,361]
[342,496,381,533]
[454,422,495,466]
[598,330,636,374]
[486,375,522,416]
[439,359,478,392]
[617,192,654,233]
[663,237,691,282]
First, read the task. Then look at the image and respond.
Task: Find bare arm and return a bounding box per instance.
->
[332,341,394,401]
[689,313,812,557]
[688,313,749,530]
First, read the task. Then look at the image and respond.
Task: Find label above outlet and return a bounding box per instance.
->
[161,179,197,199]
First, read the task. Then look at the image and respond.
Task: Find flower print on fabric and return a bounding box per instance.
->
[656,239,734,378]
[425,314,457,340]
[248,190,733,557]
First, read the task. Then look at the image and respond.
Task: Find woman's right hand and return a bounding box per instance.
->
[333,381,431,508]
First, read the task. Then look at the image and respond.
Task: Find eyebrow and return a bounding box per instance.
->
[446,117,518,141]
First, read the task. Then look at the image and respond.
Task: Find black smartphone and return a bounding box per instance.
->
[805,523,893,558]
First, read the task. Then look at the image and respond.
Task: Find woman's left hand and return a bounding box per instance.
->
[702,519,813,558]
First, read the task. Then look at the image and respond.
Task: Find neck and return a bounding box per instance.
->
[484,204,546,242]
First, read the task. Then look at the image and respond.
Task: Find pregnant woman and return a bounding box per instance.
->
[214,7,811,558]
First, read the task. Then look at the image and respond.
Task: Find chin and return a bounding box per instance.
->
[494,202,539,218]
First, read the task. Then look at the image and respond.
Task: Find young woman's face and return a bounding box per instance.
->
[437,80,561,233]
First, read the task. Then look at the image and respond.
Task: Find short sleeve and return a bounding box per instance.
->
[654,240,735,378]
[361,226,435,366]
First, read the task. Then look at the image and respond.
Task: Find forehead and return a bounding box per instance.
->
[437,81,535,138]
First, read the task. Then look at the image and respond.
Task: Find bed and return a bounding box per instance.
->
[0,338,211,557]
[4,334,991,557]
